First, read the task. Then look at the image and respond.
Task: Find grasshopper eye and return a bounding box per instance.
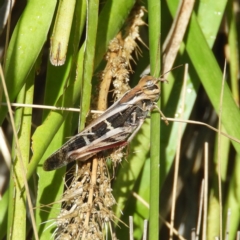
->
[143,79,158,91]
[145,79,154,87]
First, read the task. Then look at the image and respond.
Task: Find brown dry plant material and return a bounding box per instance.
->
[98,6,146,110]
[52,4,147,240]
[54,160,116,239]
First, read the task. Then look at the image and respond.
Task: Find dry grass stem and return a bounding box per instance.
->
[1,102,103,114]
[143,220,148,240]
[163,118,240,145]
[0,65,39,239]
[196,180,204,240]
[162,0,195,75]
[203,143,209,240]
[129,216,134,240]
[191,229,196,240]
[225,209,231,240]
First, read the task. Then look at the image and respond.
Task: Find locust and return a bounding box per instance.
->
[43,75,165,171]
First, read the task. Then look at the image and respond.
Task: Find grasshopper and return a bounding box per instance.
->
[43,76,165,171]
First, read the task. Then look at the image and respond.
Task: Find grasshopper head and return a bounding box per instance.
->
[120,75,166,104]
[138,75,165,102]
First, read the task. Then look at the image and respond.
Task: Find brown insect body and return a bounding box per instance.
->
[43,76,163,171]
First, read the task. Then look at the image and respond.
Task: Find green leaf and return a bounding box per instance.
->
[148,0,161,240]
[1,0,57,124]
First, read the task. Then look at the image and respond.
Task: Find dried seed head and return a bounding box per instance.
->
[51,160,117,239]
